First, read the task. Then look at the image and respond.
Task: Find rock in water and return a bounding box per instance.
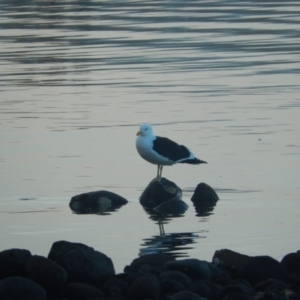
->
[70,190,128,214]
[140,177,182,209]
[191,182,219,216]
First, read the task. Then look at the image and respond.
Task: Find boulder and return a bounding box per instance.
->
[238,256,287,286]
[140,178,182,209]
[215,280,256,300]
[160,270,193,288]
[127,273,160,300]
[281,252,300,277]
[62,282,107,300]
[0,276,47,300]
[125,253,175,274]
[166,259,211,280]
[0,249,32,280]
[213,249,250,278]
[26,255,68,295]
[48,240,115,285]
[191,183,219,216]
[70,190,128,214]
[171,290,207,300]
[188,280,218,300]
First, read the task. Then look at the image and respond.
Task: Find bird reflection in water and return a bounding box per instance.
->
[139,206,207,259]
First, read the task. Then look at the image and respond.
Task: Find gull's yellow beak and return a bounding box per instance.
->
[136,130,141,136]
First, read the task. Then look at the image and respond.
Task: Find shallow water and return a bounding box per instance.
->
[0,0,300,272]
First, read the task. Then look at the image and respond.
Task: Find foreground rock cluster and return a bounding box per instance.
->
[1,240,300,300]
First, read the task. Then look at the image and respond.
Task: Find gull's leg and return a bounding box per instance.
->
[158,165,163,180]
[152,165,162,182]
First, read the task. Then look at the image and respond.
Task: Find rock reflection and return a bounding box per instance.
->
[139,179,219,258]
[140,206,206,259]
[140,227,206,259]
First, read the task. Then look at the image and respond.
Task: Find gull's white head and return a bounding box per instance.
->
[136,123,153,137]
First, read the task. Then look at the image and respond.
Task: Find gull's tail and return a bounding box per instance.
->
[179,157,207,165]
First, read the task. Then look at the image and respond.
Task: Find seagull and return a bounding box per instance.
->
[136,124,207,180]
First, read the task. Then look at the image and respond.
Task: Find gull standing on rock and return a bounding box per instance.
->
[136,124,207,180]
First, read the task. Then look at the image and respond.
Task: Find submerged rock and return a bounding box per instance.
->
[69,190,128,214]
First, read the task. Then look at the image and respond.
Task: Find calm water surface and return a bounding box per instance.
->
[0,1,300,272]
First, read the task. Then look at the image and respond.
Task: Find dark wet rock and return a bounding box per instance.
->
[0,276,47,300]
[125,253,175,274]
[254,280,293,300]
[101,277,129,297]
[48,240,115,285]
[161,279,186,295]
[211,271,232,286]
[171,290,207,300]
[286,273,300,292]
[238,256,287,286]
[140,177,182,209]
[0,243,295,300]
[291,291,300,300]
[281,252,300,277]
[191,183,219,217]
[62,282,107,300]
[188,280,219,300]
[0,248,32,280]
[206,261,223,279]
[191,182,219,203]
[26,255,68,295]
[160,270,193,288]
[215,281,255,300]
[255,279,284,292]
[127,273,160,300]
[166,259,211,280]
[223,293,255,300]
[154,198,189,216]
[69,190,128,214]
[213,249,250,278]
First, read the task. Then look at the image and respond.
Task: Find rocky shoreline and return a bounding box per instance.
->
[2,182,298,299]
[0,240,300,300]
